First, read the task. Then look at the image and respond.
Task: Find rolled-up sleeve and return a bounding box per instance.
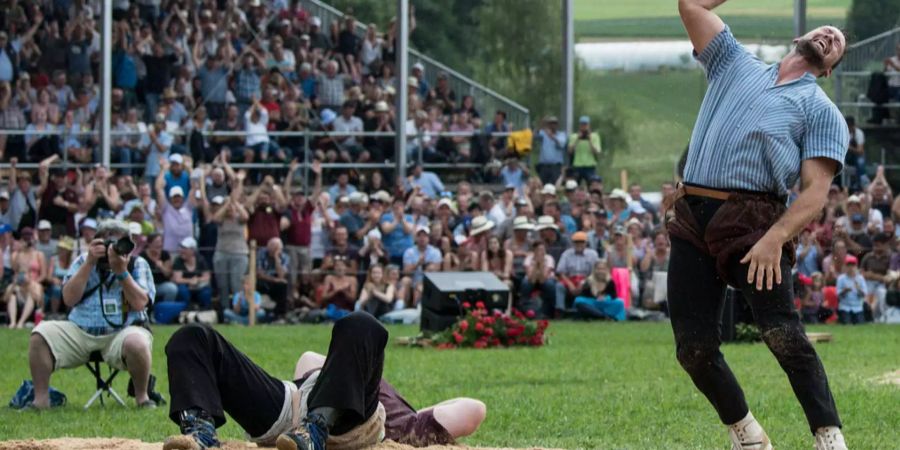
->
[695,26,741,81]
[132,257,157,304]
[802,104,849,175]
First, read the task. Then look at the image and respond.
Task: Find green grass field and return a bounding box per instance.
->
[583,69,706,189]
[0,322,897,448]
[575,0,851,40]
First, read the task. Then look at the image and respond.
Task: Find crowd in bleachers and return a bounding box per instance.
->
[0,1,898,328]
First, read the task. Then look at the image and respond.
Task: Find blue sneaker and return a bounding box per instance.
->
[163,409,221,449]
[276,413,328,450]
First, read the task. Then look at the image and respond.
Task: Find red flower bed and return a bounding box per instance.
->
[434,301,549,349]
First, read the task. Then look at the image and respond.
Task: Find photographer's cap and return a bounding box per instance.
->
[579,115,590,124]
[169,186,185,198]
[179,237,198,249]
[38,220,52,231]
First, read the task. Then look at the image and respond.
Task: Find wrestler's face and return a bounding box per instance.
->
[795,26,846,75]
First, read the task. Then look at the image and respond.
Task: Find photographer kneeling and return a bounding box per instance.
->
[28,220,157,409]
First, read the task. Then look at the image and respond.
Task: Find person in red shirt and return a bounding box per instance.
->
[281,159,322,297]
[246,173,288,248]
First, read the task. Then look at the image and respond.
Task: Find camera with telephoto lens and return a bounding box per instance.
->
[97,236,136,272]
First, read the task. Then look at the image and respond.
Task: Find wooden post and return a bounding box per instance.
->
[620,169,628,191]
[248,240,257,326]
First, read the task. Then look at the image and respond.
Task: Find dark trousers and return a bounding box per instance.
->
[536,163,562,185]
[668,196,841,432]
[165,312,387,437]
[257,280,288,315]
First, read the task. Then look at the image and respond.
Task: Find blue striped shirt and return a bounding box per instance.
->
[683,26,849,196]
[65,254,156,333]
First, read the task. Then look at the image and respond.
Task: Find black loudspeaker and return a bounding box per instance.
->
[421,272,510,332]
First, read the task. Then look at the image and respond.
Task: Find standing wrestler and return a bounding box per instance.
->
[162,312,486,450]
[668,1,849,449]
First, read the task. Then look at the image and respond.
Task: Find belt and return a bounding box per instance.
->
[681,184,731,201]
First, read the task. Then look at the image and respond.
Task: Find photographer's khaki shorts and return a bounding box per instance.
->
[32,321,153,371]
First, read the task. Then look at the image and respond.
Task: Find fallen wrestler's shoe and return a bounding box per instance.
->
[276,413,328,450]
[729,411,773,450]
[163,409,221,449]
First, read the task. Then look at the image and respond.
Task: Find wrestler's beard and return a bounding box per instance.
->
[795,39,827,72]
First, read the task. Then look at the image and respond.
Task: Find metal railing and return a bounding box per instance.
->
[834,27,900,119]
[0,128,521,190]
[299,0,531,128]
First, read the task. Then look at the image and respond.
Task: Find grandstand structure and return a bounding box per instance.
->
[0,0,537,186]
[834,26,900,184]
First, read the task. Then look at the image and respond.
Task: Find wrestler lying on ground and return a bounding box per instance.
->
[162,312,486,450]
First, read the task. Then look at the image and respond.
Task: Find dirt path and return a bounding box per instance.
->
[0,438,557,450]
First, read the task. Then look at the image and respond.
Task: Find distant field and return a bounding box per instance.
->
[575,0,851,40]
[581,69,706,189]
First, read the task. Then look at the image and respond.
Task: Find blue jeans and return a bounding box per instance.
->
[176,284,213,309]
[156,281,178,303]
[113,146,133,175]
[573,296,626,321]
[837,310,864,325]
[519,278,556,317]
[572,166,597,184]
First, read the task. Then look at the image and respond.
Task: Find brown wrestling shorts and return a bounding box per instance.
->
[380,380,455,447]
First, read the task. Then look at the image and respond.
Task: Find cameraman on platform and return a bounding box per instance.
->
[28,220,157,409]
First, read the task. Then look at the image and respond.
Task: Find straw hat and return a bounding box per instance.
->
[534,216,558,231]
[513,216,534,231]
[469,216,494,236]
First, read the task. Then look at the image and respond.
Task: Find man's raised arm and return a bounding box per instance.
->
[678,0,727,55]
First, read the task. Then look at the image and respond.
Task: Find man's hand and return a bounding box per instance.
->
[85,239,108,266]
[740,233,783,291]
[108,243,129,274]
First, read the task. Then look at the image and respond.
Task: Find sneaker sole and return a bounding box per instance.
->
[275,434,304,450]
[162,435,201,450]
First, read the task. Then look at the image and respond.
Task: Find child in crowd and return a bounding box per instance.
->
[837,256,867,325]
[224,276,265,326]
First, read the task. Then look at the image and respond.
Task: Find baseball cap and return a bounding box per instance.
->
[179,237,198,249]
[847,195,861,204]
[504,183,516,191]
[37,220,52,231]
[0,190,9,200]
[310,16,322,27]
[845,255,858,265]
[415,224,430,235]
[572,231,588,242]
[412,62,424,71]
[128,222,143,236]
[320,108,337,126]
[0,224,11,234]
[169,153,184,164]
[579,115,590,124]
[564,180,578,191]
[169,186,185,198]
[541,184,557,196]
[81,218,98,230]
